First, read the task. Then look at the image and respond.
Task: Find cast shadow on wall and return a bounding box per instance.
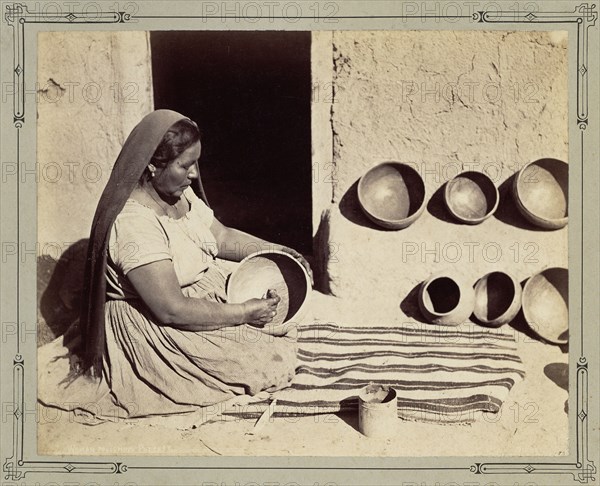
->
[38,239,88,347]
[339,179,389,231]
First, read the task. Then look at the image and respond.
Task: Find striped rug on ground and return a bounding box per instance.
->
[230,322,526,424]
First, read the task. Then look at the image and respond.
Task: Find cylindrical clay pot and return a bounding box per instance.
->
[358,384,398,438]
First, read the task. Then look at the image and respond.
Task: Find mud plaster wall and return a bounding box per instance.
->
[315,31,569,306]
[37,31,568,313]
[37,31,154,256]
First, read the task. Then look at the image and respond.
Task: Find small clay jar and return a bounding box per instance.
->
[473,271,522,327]
[418,272,475,326]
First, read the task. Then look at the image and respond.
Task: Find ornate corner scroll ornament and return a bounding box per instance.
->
[471,358,595,483]
[476,3,597,129]
[4,2,134,127]
[1,354,125,480]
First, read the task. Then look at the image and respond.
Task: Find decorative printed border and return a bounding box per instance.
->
[1,2,597,483]
[472,358,595,483]
[475,3,597,129]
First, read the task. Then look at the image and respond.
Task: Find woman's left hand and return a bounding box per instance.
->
[280,246,314,286]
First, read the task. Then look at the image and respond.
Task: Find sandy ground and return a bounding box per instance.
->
[38,290,568,457]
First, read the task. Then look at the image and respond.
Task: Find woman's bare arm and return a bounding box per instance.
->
[210,218,277,261]
[126,259,279,331]
[210,218,314,283]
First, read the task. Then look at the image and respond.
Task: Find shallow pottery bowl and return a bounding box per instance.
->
[227,250,311,332]
[522,267,568,345]
[513,158,568,229]
[418,272,475,326]
[473,271,522,327]
[357,162,426,229]
[444,171,499,224]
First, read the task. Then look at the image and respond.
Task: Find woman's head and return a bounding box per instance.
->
[144,118,201,198]
[146,118,200,172]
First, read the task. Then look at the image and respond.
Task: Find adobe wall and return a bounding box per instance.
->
[313,31,568,309]
[37,31,154,256]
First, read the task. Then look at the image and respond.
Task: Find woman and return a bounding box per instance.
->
[40,109,312,419]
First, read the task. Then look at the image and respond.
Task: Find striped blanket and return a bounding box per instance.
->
[229,322,525,424]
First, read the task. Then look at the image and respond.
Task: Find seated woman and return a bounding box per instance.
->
[40,109,312,418]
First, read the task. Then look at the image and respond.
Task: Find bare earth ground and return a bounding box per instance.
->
[38,290,568,457]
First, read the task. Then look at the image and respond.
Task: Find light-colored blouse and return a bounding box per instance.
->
[106,187,218,300]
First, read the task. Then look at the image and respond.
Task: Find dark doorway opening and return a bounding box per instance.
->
[150,31,312,255]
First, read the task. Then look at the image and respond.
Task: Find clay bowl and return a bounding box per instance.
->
[418,272,475,326]
[513,158,568,229]
[226,250,311,333]
[473,271,522,327]
[444,171,499,224]
[522,267,568,345]
[357,162,426,229]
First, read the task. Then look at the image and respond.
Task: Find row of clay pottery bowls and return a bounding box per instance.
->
[418,269,568,343]
[444,158,569,228]
[358,158,568,229]
[418,270,522,327]
[357,162,498,229]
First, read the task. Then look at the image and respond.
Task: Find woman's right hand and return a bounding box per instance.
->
[243,290,281,327]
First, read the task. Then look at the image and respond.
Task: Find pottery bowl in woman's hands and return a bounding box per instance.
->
[227,250,311,333]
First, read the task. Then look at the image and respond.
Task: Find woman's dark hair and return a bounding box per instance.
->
[144,119,200,179]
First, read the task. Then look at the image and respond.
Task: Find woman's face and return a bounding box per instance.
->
[152,141,201,199]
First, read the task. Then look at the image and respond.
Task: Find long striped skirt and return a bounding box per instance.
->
[38,264,298,419]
